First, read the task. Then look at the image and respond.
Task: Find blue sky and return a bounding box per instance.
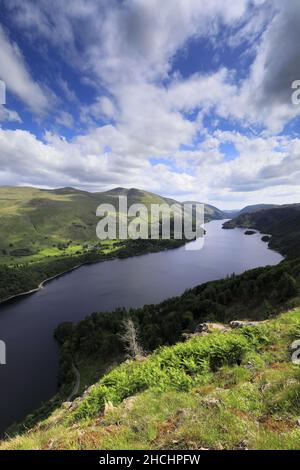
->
[0,0,300,209]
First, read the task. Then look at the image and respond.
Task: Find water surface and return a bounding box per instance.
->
[0,221,283,432]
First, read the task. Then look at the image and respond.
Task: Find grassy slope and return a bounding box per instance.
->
[1,185,221,302]
[223,204,300,259]
[2,309,300,450]
[0,186,225,263]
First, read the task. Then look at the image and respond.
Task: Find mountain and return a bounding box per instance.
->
[0,186,225,260]
[102,187,177,206]
[223,209,240,218]
[223,204,300,258]
[105,189,227,221]
[0,186,228,302]
[238,204,279,216]
[184,200,227,221]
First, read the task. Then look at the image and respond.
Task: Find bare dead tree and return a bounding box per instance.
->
[120,318,144,360]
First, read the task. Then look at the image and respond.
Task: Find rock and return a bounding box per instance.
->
[215,443,224,450]
[209,323,229,332]
[195,323,209,333]
[230,321,246,329]
[236,440,249,450]
[69,397,82,411]
[201,398,220,408]
[244,361,255,370]
[182,332,195,340]
[230,320,260,329]
[62,401,72,410]
[123,396,137,411]
[104,401,115,415]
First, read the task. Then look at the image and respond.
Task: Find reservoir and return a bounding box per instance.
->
[0,221,283,433]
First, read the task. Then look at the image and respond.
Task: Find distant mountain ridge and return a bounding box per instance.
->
[104,188,227,220]
[183,200,226,221]
[238,204,279,216]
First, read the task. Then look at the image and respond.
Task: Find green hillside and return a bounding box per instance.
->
[2,187,300,450]
[0,186,226,302]
[1,228,300,449]
[183,200,226,221]
[223,204,300,259]
[2,309,300,450]
[238,204,279,216]
[0,186,225,264]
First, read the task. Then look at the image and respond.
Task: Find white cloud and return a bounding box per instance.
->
[57,78,78,103]
[80,96,117,124]
[1,1,300,207]
[56,111,74,128]
[0,126,300,209]
[0,105,22,123]
[0,25,49,114]
[230,0,300,132]
[6,1,251,81]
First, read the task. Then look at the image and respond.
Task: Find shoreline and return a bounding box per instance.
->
[0,239,186,306]
[0,263,84,305]
[0,225,283,307]
[222,222,284,258]
[0,220,284,435]
[0,257,117,306]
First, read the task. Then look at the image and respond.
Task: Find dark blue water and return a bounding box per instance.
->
[0,221,283,432]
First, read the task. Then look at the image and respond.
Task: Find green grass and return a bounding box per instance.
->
[72,325,267,421]
[0,185,224,267]
[0,240,124,266]
[2,309,300,450]
[0,186,127,264]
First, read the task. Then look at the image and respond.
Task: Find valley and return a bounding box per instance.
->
[0,190,299,450]
[0,186,223,303]
[0,218,282,435]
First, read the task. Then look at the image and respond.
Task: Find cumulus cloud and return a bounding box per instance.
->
[233,0,300,132]
[0,125,299,209]
[0,1,300,206]
[0,105,21,123]
[80,96,117,125]
[57,78,78,104]
[0,25,49,114]
[5,0,251,81]
[56,111,74,129]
